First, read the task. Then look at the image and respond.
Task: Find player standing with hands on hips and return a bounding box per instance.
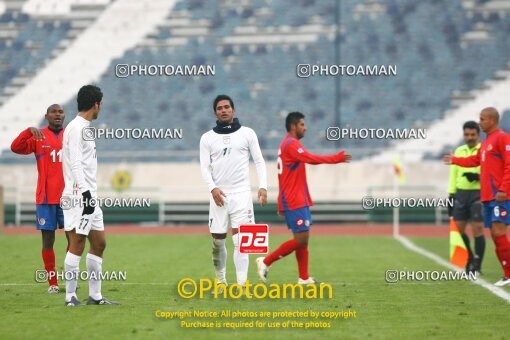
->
[11,104,69,294]
[444,107,510,286]
[62,85,118,305]
[200,94,267,290]
[257,112,351,284]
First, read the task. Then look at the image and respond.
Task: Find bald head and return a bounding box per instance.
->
[481,107,499,121]
[479,107,500,134]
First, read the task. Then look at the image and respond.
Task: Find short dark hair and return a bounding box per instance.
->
[463,120,480,133]
[285,112,305,132]
[46,104,61,114]
[213,94,234,112]
[77,85,103,112]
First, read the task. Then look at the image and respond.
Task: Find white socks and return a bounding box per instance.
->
[232,233,249,286]
[64,252,80,301]
[86,253,103,300]
[212,235,249,285]
[64,252,103,301]
[212,238,227,282]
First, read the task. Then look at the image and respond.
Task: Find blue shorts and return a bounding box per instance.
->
[36,204,64,231]
[482,200,510,228]
[284,207,312,233]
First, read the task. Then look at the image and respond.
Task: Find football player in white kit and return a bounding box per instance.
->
[62,85,117,306]
[200,95,268,289]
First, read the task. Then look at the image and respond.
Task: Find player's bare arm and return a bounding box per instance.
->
[28,127,45,140]
[258,188,267,207]
[496,191,507,202]
[211,187,226,207]
[443,150,454,165]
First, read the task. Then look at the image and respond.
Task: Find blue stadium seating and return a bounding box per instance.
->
[4,0,510,161]
[0,11,71,90]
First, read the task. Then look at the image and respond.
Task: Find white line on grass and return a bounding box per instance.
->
[396,236,510,303]
[0,283,39,286]
[0,282,173,286]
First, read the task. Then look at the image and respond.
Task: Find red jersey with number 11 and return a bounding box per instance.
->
[11,127,64,204]
[277,134,347,212]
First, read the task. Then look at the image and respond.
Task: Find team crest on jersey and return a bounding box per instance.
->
[223,136,230,144]
[296,218,304,226]
[487,144,493,151]
[38,218,45,226]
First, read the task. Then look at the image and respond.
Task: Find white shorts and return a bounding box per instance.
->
[64,205,104,236]
[209,191,255,234]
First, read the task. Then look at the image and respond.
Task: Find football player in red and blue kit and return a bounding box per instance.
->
[11,104,69,293]
[444,107,510,286]
[257,112,351,284]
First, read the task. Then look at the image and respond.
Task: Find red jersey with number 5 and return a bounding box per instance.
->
[452,129,510,202]
[277,134,347,212]
[11,127,64,204]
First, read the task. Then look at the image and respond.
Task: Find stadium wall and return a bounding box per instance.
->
[3,161,449,202]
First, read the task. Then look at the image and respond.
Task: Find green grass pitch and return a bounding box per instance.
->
[0,232,508,339]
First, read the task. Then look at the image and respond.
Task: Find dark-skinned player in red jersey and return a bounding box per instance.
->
[444,107,510,286]
[11,104,69,294]
[256,112,351,284]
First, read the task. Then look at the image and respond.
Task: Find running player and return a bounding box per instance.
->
[62,85,117,305]
[447,121,485,273]
[200,94,267,289]
[444,107,510,286]
[11,104,68,293]
[256,112,351,284]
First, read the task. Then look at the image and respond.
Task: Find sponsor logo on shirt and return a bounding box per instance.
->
[506,145,510,151]
[223,136,230,144]
[487,144,493,151]
[296,218,304,226]
[297,148,304,154]
[42,145,50,149]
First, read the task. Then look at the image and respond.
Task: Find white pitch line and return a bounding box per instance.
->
[0,283,39,286]
[0,282,173,286]
[117,282,173,285]
[396,235,510,303]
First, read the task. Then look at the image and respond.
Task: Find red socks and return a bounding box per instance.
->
[264,239,300,266]
[295,244,309,280]
[494,235,510,278]
[263,239,310,280]
[41,249,58,286]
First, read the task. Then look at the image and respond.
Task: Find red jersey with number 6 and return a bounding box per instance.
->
[277,134,347,212]
[452,129,510,202]
[11,127,64,204]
